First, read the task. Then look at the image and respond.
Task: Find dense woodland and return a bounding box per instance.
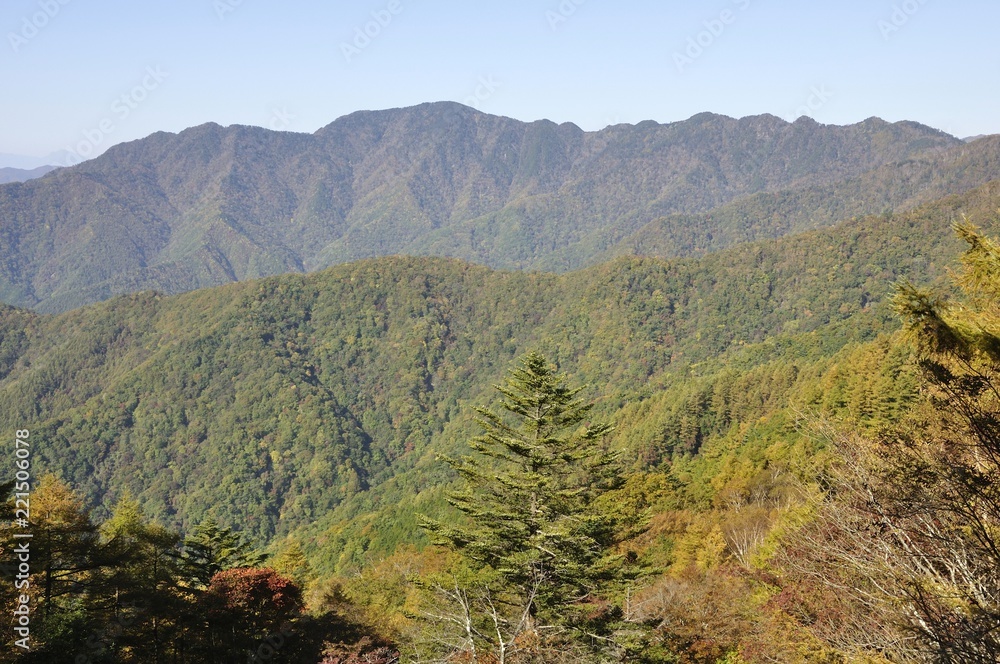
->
[4,216,1000,661]
[4,109,1000,662]
[0,104,983,313]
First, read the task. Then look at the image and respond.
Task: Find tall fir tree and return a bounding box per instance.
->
[98,495,186,662]
[176,518,266,589]
[422,352,630,627]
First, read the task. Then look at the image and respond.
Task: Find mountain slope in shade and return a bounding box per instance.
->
[599,135,1000,263]
[0,103,962,313]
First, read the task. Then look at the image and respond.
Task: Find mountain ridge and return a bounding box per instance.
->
[0,165,58,184]
[0,103,965,313]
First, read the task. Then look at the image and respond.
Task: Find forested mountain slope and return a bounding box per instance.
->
[601,135,1000,262]
[0,103,965,312]
[2,179,998,553]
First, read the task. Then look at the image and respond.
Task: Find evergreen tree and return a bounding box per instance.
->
[271,538,315,588]
[19,475,104,659]
[30,475,102,610]
[97,496,185,663]
[422,352,630,628]
[177,518,266,589]
[883,222,1000,659]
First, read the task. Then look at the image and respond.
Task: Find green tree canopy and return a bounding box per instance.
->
[423,352,631,625]
[177,518,266,589]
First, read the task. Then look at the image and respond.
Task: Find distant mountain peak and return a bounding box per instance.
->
[0,150,73,169]
[0,165,57,184]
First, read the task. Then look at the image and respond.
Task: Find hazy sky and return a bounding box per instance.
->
[2,0,997,160]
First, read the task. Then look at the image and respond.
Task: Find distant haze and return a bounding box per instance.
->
[0,152,71,170]
[0,165,57,183]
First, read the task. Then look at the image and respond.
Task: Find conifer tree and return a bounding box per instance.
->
[17,475,105,657]
[422,352,628,627]
[271,538,315,588]
[177,518,266,589]
[98,495,184,661]
[30,475,102,617]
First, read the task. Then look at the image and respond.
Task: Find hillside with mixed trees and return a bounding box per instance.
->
[0,180,995,538]
[4,162,1000,660]
[601,134,1000,262]
[5,108,1000,662]
[1,103,986,313]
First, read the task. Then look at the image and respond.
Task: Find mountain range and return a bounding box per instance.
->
[0,150,70,170]
[7,104,1000,659]
[0,165,57,185]
[3,102,992,313]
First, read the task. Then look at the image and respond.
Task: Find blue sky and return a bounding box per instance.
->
[2,0,997,160]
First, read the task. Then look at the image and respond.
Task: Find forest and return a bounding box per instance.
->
[2,104,986,314]
[3,111,1000,661]
[3,187,1000,660]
